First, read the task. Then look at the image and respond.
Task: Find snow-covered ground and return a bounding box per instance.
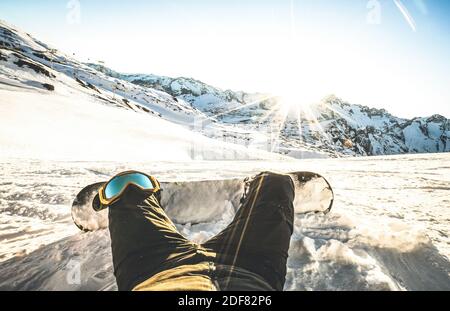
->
[0,153,449,291]
[0,88,284,162]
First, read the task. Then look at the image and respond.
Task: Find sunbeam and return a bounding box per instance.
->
[296,105,303,141]
[267,99,290,153]
[302,104,331,142]
[324,103,356,126]
[211,95,277,119]
[258,101,282,124]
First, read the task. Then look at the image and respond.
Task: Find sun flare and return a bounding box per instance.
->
[276,84,323,113]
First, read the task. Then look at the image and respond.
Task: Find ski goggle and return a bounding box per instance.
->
[98,171,161,206]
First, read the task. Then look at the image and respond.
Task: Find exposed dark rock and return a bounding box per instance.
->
[32,52,52,62]
[86,82,100,93]
[0,51,7,61]
[441,134,448,150]
[427,114,447,123]
[0,40,12,48]
[419,123,429,137]
[74,78,100,93]
[13,54,55,78]
[122,100,133,110]
[140,106,150,113]
[361,106,388,118]
[75,77,87,88]
[42,83,54,91]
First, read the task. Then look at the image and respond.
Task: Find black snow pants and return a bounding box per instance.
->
[108,172,295,291]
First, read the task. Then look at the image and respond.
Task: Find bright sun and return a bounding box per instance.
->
[276,83,323,113]
[271,32,329,113]
[273,62,325,113]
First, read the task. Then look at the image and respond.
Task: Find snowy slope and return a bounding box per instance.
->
[0,88,283,161]
[0,154,449,290]
[0,20,291,162]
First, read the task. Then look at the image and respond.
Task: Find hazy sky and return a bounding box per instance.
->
[1,0,449,118]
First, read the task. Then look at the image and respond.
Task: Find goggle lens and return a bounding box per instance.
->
[104,173,154,199]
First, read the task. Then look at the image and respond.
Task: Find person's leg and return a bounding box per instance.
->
[108,184,196,291]
[202,172,295,291]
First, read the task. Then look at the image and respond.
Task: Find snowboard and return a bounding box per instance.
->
[71,172,334,232]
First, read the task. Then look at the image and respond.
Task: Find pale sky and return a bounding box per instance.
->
[1,0,449,118]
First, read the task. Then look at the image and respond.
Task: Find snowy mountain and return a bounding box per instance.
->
[100,68,449,157]
[1,18,449,161]
[89,64,278,120]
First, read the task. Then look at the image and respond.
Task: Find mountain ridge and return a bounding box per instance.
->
[87,64,450,157]
[1,19,448,159]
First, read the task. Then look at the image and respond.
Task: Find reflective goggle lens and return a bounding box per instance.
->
[104,173,154,199]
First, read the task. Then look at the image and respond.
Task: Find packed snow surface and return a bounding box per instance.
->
[0,153,449,291]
